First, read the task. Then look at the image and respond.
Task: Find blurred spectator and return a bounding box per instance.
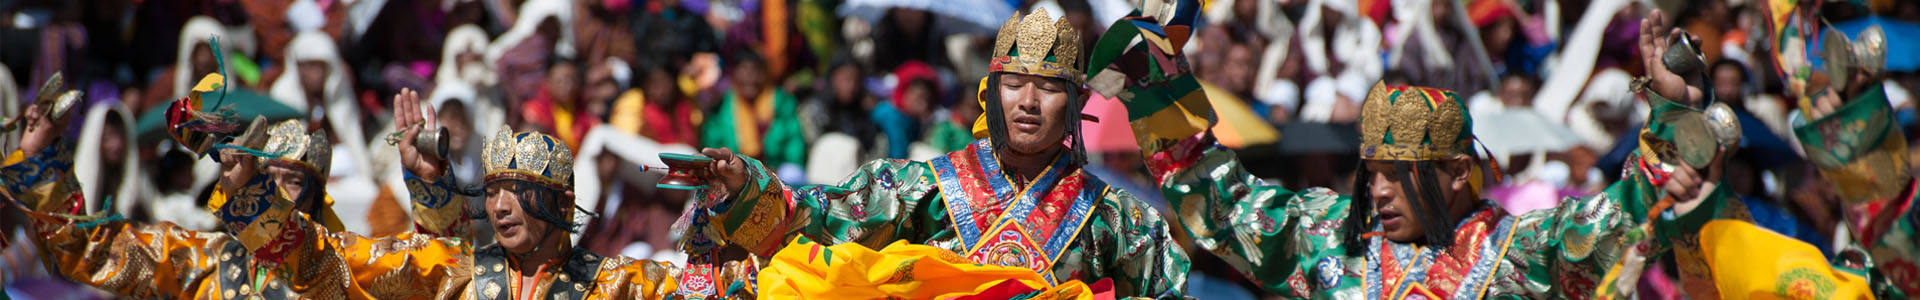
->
[871,9,952,71]
[808,58,880,156]
[613,60,700,145]
[489,0,575,126]
[576,0,640,64]
[243,0,345,66]
[873,60,938,159]
[521,57,597,149]
[585,57,629,122]
[350,0,450,96]
[574,127,695,262]
[1394,0,1492,94]
[629,0,720,74]
[1498,72,1540,108]
[270,31,381,234]
[434,25,509,141]
[701,49,808,172]
[141,16,228,112]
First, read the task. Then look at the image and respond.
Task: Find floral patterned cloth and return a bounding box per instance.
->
[701,138,1190,299]
[7,142,685,299]
[1150,131,1742,299]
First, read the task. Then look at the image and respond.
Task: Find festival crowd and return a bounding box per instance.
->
[0,0,1918,299]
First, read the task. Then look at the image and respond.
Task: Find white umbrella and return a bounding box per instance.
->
[838,0,1017,35]
[1472,109,1585,164]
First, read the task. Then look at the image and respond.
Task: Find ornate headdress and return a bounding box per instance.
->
[483,126,575,189]
[1358,83,1472,162]
[200,117,323,263]
[260,119,332,179]
[1343,83,1491,253]
[972,9,1089,138]
[970,9,1097,164]
[989,9,1082,85]
[481,126,592,233]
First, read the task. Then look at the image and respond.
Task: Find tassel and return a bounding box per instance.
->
[212,143,289,160]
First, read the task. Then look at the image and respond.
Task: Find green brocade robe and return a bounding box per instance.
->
[701,90,808,167]
[703,139,1190,299]
[1153,134,1743,299]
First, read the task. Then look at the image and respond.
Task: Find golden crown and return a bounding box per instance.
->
[260,119,332,177]
[989,9,1082,84]
[1358,83,1471,161]
[483,126,574,189]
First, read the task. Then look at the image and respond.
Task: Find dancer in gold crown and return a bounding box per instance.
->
[694,9,1190,299]
[1098,6,1737,299]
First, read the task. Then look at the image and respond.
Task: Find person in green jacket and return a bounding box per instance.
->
[692,9,1191,299]
[700,49,807,170]
[1098,7,1740,299]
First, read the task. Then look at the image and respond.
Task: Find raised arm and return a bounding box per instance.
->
[698,147,940,257]
[1144,134,1360,296]
[7,153,344,298]
[394,88,477,239]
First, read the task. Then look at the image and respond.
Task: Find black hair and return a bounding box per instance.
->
[980,73,1087,165]
[1711,59,1754,99]
[1340,161,1463,256]
[547,56,580,73]
[469,180,588,234]
[730,47,767,72]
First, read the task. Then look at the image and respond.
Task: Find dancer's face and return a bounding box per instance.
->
[995,74,1072,155]
[1364,162,1426,243]
[485,181,569,254]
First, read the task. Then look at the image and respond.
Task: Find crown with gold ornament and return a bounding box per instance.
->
[259,119,332,178]
[989,9,1082,84]
[483,126,574,190]
[1358,83,1473,161]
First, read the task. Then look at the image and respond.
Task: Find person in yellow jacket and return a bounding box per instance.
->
[2,79,348,298]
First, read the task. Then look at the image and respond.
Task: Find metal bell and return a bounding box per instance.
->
[1704,102,1742,149]
[415,126,451,160]
[1662,32,1706,76]
[1823,26,1854,91]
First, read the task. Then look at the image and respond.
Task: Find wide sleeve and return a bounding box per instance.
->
[6,144,333,298]
[1501,151,1742,299]
[404,169,475,240]
[1146,136,1361,296]
[702,155,939,256]
[256,211,474,300]
[28,219,229,298]
[1,142,82,213]
[590,256,691,300]
[1091,189,1192,299]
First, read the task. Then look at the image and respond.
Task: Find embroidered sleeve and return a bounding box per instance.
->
[1505,152,1742,299]
[591,256,685,300]
[1147,135,1358,296]
[405,170,472,239]
[320,231,476,299]
[1092,190,1191,298]
[29,220,227,298]
[2,142,82,213]
[260,214,479,299]
[703,155,937,256]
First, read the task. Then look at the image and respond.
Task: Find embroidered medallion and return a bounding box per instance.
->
[932,139,1105,283]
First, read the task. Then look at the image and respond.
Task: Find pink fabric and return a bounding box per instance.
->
[1487,181,1590,214]
[1079,94,1139,154]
